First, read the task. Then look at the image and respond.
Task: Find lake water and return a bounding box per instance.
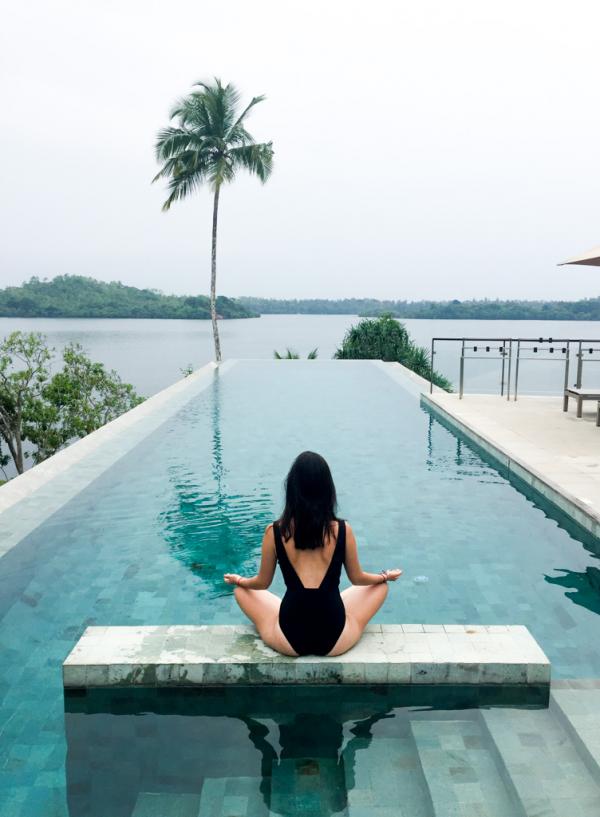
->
[2,315,600,397]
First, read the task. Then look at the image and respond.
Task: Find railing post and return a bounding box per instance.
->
[430,339,434,394]
[576,341,583,388]
[513,339,520,400]
[506,339,513,400]
[563,342,570,399]
[459,340,465,399]
[500,341,506,397]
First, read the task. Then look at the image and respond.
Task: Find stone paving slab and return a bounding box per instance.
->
[62,624,550,688]
[422,392,600,540]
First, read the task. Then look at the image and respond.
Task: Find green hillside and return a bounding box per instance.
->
[0,276,258,319]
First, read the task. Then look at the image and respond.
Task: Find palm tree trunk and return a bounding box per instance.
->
[210,185,222,362]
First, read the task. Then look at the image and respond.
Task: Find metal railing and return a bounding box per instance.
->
[429,337,600,399]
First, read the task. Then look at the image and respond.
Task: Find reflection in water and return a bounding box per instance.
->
[64,685,546,817]
[241,710,392,814]
[545,566,600,615]
[159,369,273,596]
[425,413,504,483]
[64,687,396,817]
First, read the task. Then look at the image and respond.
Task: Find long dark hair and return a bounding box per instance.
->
[279,451,338,550]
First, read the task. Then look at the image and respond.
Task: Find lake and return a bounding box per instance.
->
[2,315,600,397]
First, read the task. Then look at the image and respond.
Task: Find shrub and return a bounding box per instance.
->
[334,314,452,391]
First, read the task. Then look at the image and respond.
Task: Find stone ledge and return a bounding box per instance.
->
[62,624,551,688]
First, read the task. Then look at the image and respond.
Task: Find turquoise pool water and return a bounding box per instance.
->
[1,360,600,815]
[67,685,593,817]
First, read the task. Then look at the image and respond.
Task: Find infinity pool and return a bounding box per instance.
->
[1,360,600,815]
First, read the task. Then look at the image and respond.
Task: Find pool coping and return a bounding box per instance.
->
[421,392,600,541]
[62,623,551,688]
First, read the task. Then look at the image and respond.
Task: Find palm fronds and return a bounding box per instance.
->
[154,78,274,199]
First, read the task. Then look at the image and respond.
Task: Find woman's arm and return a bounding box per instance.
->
[344,523,402,586]
[223,524,277,589]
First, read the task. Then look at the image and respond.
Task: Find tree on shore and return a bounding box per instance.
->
[334,314,453,390]
[154,78,273,362]
[0,332,143,477]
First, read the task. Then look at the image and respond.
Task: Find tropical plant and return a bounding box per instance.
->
[0,332,143,476]
[274,348,318,359]
[154,78,274,361]
[334,314,452,390]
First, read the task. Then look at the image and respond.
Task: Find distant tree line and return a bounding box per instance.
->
[4,277,599,321]
[239,296,600,320]
[0,276,257,319]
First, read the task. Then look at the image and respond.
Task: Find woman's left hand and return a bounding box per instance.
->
[224,573,242,586]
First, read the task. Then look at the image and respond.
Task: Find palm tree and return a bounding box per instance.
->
[154,78,273,362]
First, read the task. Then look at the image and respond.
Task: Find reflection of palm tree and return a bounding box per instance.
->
[545,566,600,615]
[240,709,392,815]
[160,368,273,596]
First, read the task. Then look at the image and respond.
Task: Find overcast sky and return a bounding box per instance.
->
[1,1,600,301]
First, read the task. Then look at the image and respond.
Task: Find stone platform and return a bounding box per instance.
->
[62,624,550,688]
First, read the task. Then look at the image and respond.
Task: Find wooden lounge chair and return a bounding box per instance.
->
[563,387,600,424]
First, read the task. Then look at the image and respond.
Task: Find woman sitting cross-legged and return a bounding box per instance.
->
[224,451,401,657]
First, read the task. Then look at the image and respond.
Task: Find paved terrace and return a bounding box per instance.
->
[422,393,600,539]
[62,624,550,687]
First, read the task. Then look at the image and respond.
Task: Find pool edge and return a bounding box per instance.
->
[421,392,600,542]
[0,360,236,559]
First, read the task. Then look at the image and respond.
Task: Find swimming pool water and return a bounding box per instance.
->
[1,360,600,815]
[66,685,575,817]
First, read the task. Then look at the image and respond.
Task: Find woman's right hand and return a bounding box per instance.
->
[384,569,402,582]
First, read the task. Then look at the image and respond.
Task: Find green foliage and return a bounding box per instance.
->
[0,275,257,319]
[334,315,452,391]
[273,348,319,359]
[0,332,143,476]
[180,363,194,377]
[239,296,600,321]
[0,331,52,474]
[153,78,274,206]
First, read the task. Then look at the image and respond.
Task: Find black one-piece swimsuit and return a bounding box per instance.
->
[274,519,347,656]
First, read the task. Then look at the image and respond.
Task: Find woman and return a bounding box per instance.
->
[224,451,401,657]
